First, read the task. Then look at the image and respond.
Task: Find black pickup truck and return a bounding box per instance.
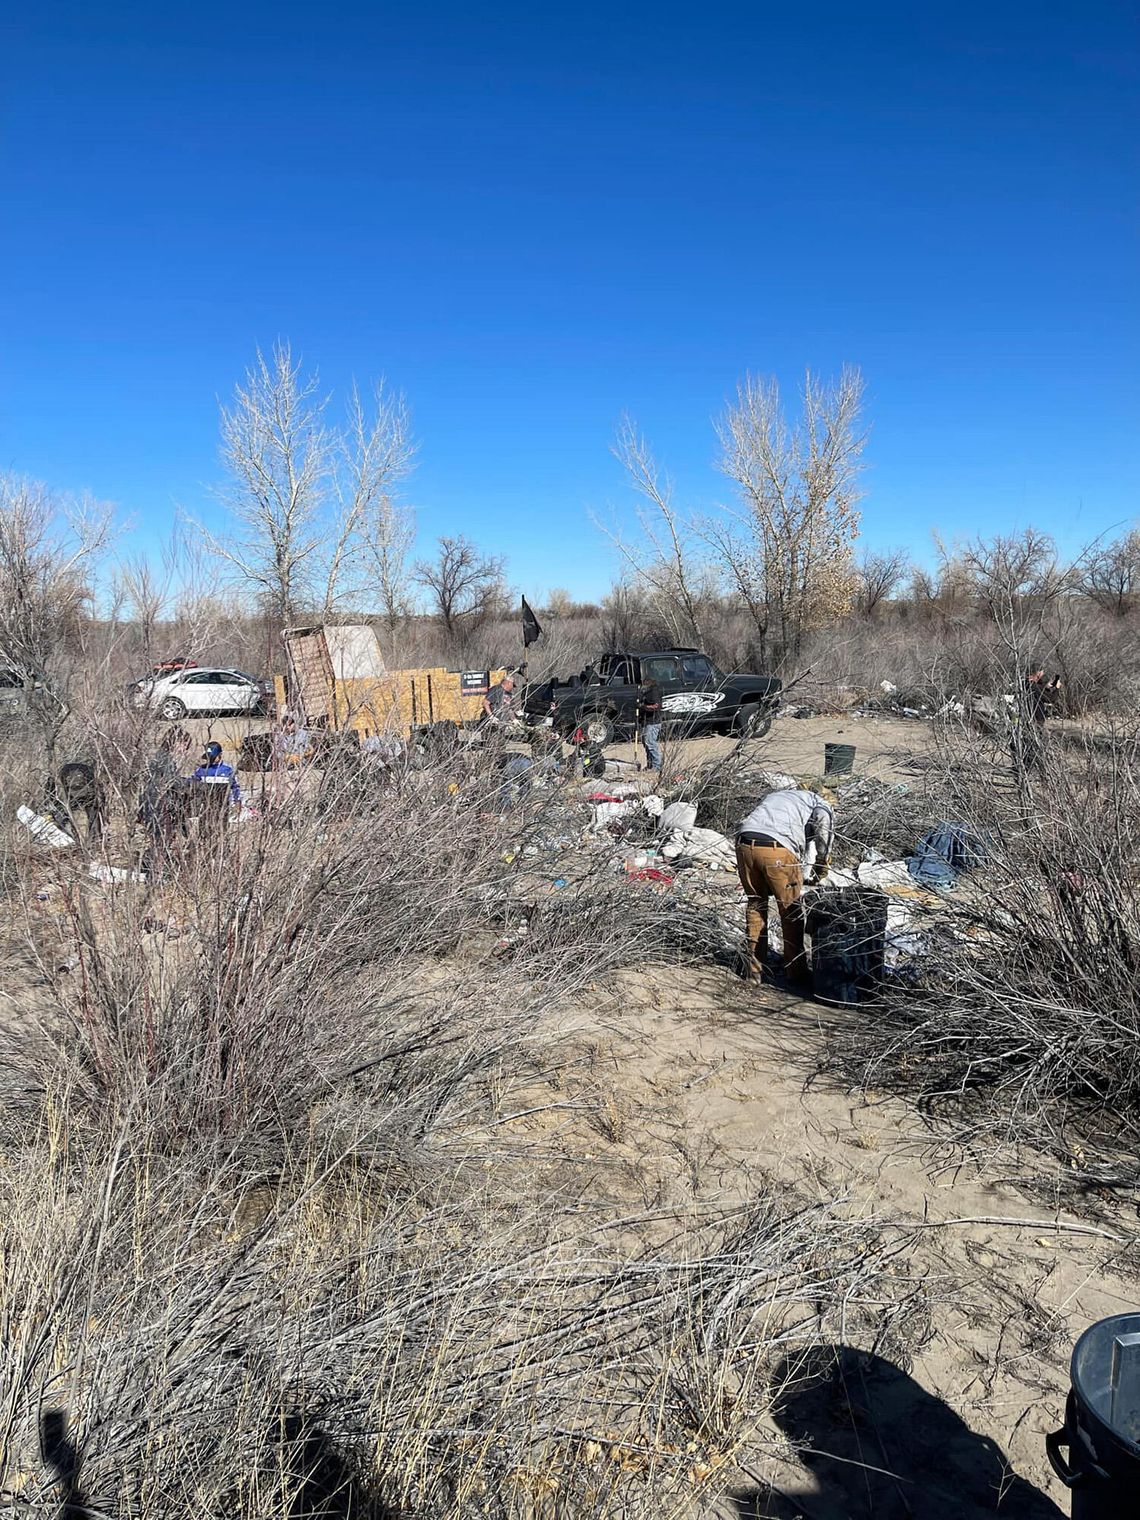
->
[523,649,781,747]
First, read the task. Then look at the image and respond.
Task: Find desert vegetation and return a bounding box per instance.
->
[0,347,1137,1517]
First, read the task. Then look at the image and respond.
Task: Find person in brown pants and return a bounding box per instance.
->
[734,787,834,986]
[735,838,807,981]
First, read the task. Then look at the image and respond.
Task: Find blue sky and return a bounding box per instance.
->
[2,0,1137,601]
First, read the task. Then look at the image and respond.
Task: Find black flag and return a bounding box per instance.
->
[521,597,543,647]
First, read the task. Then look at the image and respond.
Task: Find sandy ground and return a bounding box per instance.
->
[186,708,935,787]
[466,714,1126,1517]
[606,710,934,786]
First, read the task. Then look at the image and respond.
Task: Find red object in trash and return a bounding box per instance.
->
[625,866,674,884]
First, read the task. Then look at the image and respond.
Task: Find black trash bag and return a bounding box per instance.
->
[237,732,274,771]
[52,762,106,844]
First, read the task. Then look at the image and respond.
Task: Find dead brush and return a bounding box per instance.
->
[827,721,1140,1193]
[0,741,924,1517]
[0,1122,915,1520]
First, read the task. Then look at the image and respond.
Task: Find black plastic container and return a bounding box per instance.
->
[1048,1312,1140,1518]
[805,886,888,1004]
[824,742,856,777]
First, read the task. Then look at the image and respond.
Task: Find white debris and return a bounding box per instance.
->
[661,824,736,870]
[89,863,147,885]
[856,858,913,889]
[660,800,698,833]
[17,805,74,850]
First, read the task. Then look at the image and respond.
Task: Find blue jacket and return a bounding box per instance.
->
[192,761,240,805]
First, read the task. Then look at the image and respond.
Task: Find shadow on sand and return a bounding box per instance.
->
[736,1345,1065,1520]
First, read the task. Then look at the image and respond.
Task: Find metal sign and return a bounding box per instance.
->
[460,669,491,696]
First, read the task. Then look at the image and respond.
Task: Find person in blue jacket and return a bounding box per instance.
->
[192,741,241,807]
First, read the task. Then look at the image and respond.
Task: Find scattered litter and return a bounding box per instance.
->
[758,770,798,792]
[589,799,636,830]
[661,824,736,871]
[660,801,698,833]
[625,865,674,884]
[89,862,148,885]
[17,805,74,850]
[588,780,641,798]
[856,858,913,890]
[880,680,898,695]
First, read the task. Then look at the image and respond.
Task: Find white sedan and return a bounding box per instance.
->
[133,668,267,721]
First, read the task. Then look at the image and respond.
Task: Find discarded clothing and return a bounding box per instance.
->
[907,821,987,886]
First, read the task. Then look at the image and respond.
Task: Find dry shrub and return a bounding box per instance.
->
[0,739,918,1516]
[0,1124,906,1520]
[828,720,1140,1190]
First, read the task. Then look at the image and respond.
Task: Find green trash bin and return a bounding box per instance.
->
[824,743,856,777]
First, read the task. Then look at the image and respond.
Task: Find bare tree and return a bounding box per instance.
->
[114,554,169,669]
[1082,528,1140,617]
[958,528,1063,619]
[544,587,576,618]
[203,344,332,624]
[602,416,713,647]
[856,546,910,616]
[329,380,417,625]
[0,474,114,758]
[198,344,416,625]
[414,536,507,640]
[712,367,867,663]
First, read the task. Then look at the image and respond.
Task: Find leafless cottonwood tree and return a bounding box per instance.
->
[0,474,113,757]
[604,416,715,647]
[198,343,416,624]
[414,535,507,640]
[332,381,417,627]
[856,546,911,616]
[710,366,867,664]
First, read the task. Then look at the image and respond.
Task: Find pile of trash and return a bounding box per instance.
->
[854,680,936,719]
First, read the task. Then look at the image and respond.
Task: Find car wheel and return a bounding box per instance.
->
[160,696,187,721]
[581,711,615,748]
[736,702,773,740]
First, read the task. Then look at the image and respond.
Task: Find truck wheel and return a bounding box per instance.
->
[736,702,773,740]
[581,711,615,748]
[160,696,187,721]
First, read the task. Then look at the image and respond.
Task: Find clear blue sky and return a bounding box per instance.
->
[2,1,1137,601]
